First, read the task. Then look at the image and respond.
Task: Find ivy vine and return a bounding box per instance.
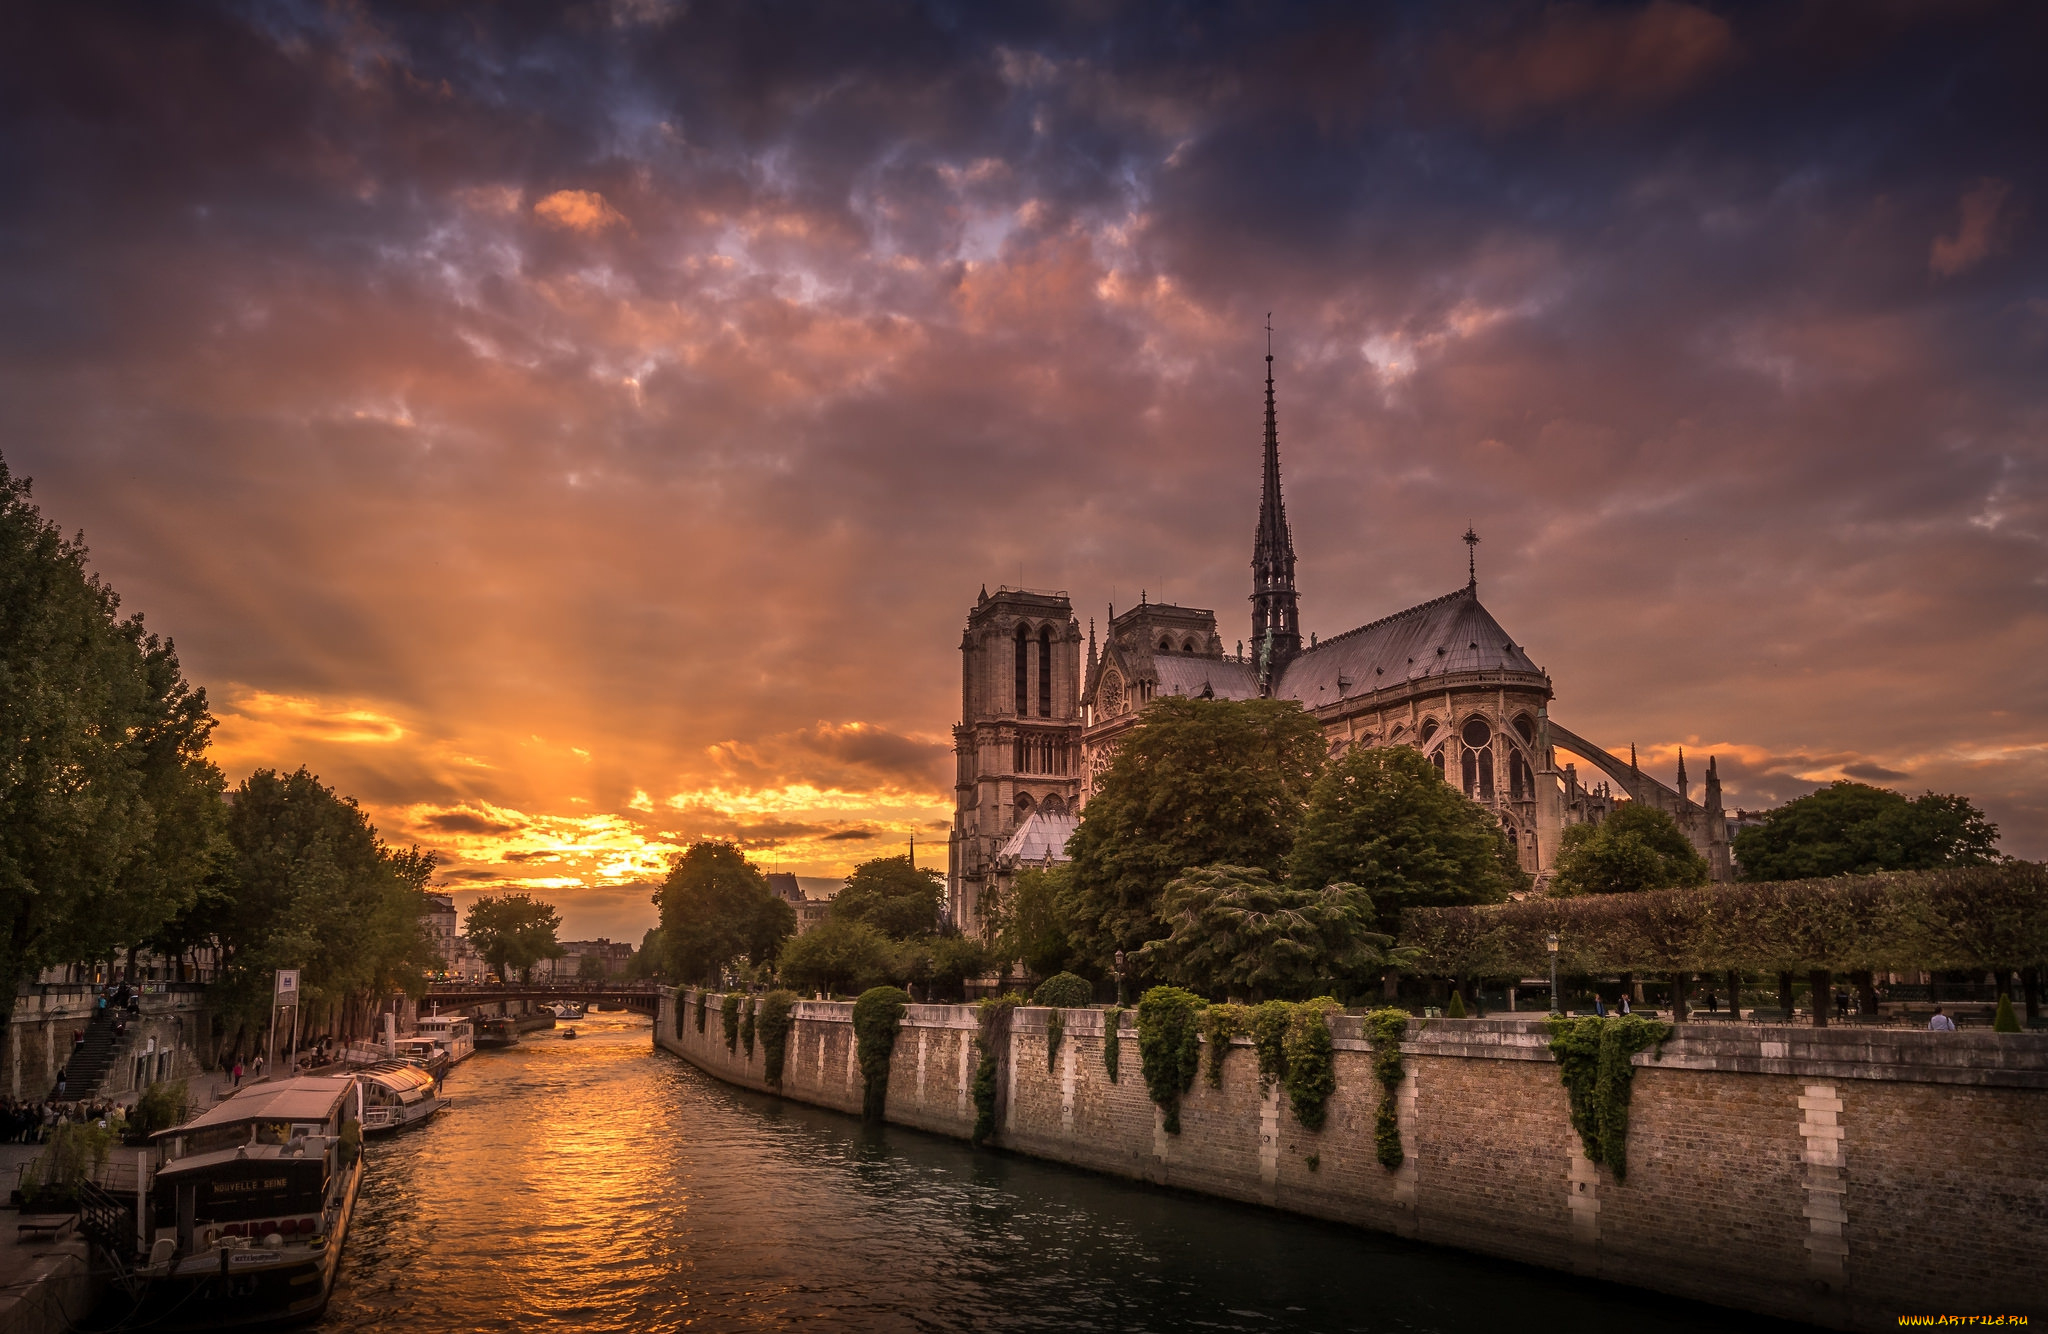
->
[1280,1000,1340,1131]
[851,986,910,1122]
[972,993,1023,1145]
[758,990,799,1089]
[721,993,741,1053]
[672,987,687,1039]
[1137,986,1206,1134]
[695,989,708,1034]
[1045,1010,1065,1072]
[1250,1000,1292,1093]
[1364,1008,1413,1170]
[741,996,758,1058]
[1544,1014,1670,1180]
[1101,1006,1125,1083]
[1033,973,1092,1073]
[1203,1004,1250,1088]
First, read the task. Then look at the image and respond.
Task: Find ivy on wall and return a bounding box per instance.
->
[1033,973,1092,1074]
[851,986,910,1122]
[1101,1006,1125,1083]
[1364,1008,1414,1169]
[1202,1004,1250,1088]
[1137,986,1206,1133]
[758,990,799,1089]
[972,993,1023,1145]
[721,993,741,1053]
[1280,1001,1341,1131]
[672,987,687,1040]
[1251,1001,1291,1093]
[695,990,708,1035]
[1545,1014,1670,1180]
[741,996,758,1058]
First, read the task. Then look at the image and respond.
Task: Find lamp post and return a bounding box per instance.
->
[1114,949,1127,1007]
[1547,932,1561,1015]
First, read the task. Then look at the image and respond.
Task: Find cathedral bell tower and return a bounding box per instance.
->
[1250,345,1302,689]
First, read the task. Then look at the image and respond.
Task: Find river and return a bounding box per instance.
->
[318,1010,1807,1333]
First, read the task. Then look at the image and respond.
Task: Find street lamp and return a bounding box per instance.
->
[1547,932,1561,1015]
[1113,949,1127,1007]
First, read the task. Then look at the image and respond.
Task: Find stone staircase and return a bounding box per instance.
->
[56,1007,127,1099]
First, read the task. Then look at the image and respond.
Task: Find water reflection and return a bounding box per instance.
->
[321,1011,1809,1333]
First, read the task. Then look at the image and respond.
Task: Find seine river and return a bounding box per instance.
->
[319,1010,1804,1333]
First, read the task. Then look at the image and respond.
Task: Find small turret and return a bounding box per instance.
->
[1677,747,1689,803]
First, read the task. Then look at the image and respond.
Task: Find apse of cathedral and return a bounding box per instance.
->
[946,353,1731,936]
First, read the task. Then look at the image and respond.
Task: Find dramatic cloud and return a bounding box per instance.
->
[1,0,2043,935]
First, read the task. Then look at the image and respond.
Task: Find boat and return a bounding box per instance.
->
[550,1001,585,1021]
[411,1013,476,1070]
[473,1016,519,1048]
[355,1061,450,1134]
[131,1076,365,1329]
[561,1028,578,1040]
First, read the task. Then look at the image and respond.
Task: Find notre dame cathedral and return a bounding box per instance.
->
[945,352,1731,936]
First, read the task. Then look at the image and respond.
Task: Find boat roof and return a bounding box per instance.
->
[355,1062,436,1092]
[416,1015,470,1027]
[156,1077,353,1139]
[156,1139,330,1178]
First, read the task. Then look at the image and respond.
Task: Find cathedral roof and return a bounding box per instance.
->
[1274,586,1544,708]
[1153,655,1259,701]
[999,810,1079,864]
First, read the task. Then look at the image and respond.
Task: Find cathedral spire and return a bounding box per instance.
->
[1463,527,1480,592]
[1250,325,1302,686]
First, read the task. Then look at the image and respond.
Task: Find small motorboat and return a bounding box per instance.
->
[561,1028,579,1040]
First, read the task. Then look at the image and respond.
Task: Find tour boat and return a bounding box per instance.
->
[411,1014,476,1069]
[551,1001,585,1020]
[473,1015,519,1048]
[135,1076,365,1329]
[355,1061,449,1134]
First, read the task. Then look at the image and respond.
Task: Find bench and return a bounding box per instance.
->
[17,1214,77,1243]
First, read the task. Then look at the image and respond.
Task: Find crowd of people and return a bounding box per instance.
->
[0,1096,123,1144]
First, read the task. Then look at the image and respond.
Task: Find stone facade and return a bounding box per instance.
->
[658,992,2048,1330]
[7,984,213,1100]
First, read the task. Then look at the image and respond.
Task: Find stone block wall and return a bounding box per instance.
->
[658,993,2047,1331]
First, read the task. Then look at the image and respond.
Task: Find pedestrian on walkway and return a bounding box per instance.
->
[1928,1005,1957,1032]
[232,1059,244,1086]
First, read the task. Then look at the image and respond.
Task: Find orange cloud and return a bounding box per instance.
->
[1930,179,2013,277]
[534,189,628,234]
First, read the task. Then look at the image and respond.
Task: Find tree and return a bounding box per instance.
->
[1064,697,1327,971]
[985,865,1082,979]
[199,768,439,1047]
[1733,781,2002,881]
[624,927,665,979]
[1551,804,1710,896]
[1135,865,1412,1001]
[464,892,565,982]
[0,455,227,1038]
[654,841,795,984]
[577,951,607,979]
[1288,746,1525,928]
[777,916,897,996]
[830,855,942,939]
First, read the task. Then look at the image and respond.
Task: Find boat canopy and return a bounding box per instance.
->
[357,1062,436,1100]
[154,1077,355,1140]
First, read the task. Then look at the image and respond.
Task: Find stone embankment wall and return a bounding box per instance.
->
[7,984,213,1100]
[656,992,2046,1332]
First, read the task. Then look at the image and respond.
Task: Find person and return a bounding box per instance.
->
[1928,1005,1956,1032]
[1705,991,1719,1014]
[1619,995,1632,1016]
[55,1074,66,1100]
[232,1059,244,1087]
[1593,995,1606,1017]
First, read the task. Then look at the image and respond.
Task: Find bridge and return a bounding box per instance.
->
[422,979,666,1018]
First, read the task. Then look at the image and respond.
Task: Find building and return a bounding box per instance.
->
[422,894,459,976]
[946,352,1729,935]
[768,872,841,935]
[536,938,636,980]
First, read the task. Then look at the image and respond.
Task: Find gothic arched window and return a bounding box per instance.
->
[1014,623,1029,714]
[1479,748,1495,801]
[1039,626,1053,717]
[1461,717,1492,749]
[1514,714,1535,744]
[1421,719,1439,744]
[1159,637,1172,653]
[1509,749,1528,800]
[1431,749,1446,780]
[1460,745,1477,795]
[1183,638,1196,653]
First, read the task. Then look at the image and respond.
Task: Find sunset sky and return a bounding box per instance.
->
[3,2,2043,940]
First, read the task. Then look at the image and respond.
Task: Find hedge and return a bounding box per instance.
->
[1401,863,2048,978]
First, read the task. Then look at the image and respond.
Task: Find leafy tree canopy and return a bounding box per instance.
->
[624,927,665,979]
[983,864,1082,980]
[1136,865,1414,1002]
[1551,803,1709,896]
[1064,697,1326,971]
[0,454,227,1012]
[777,916,897,996]
[463,890,565,983]
[1288,745,1524,927]
[830,854,942,940]
[1733,781,2001,882]
[655,841,795,985]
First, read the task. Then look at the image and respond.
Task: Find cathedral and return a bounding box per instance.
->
[946,353,1730,936]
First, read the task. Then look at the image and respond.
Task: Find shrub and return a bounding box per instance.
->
[1545,1014,1669,1179]
[721,993,741,1052]
[128,1081,189,1139]
[758,990,800,1088]
[1202,1004,1251,1088]
[972,993,1024,1145]
[1280,1000,1340,1131]
[741,996,758,1058]
[1446,990,1466,1018]
[851,986,909,1122]
[1994,994,2021,1033]
[1101,1005,1125,1083]
[1365,1008,1411,1169]
[1137,986,1207,1134]
[1033,972,1092,1008]
[22,1121,114,1207]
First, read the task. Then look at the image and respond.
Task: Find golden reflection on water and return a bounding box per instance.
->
[317,1012,1816,1334]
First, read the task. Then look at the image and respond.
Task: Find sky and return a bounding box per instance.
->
[2,1,2044,939]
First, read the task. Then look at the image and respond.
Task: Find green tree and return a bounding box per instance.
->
[1288,746,1525,927]
[1551,804,1710,896]
[1065,697,1327,972]
[624,927,665,979]
[0,456,226,1039]
[985,865,1081,978]
[654,841,795,984]
[1733,781,2002,881]
[463,892,565,982]
[1135,865,1413,1001]
[777,916,896,996]
[202,768,439,1046]
[830,855,942,939]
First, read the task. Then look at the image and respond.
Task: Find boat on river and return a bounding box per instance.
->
[409,1014,476,1072]
[561,1028,578,1040]
[132,1076,364,1329]
[356,1061,449,1134]
[474,1015,519,1048]
[551,1001,585,1020]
